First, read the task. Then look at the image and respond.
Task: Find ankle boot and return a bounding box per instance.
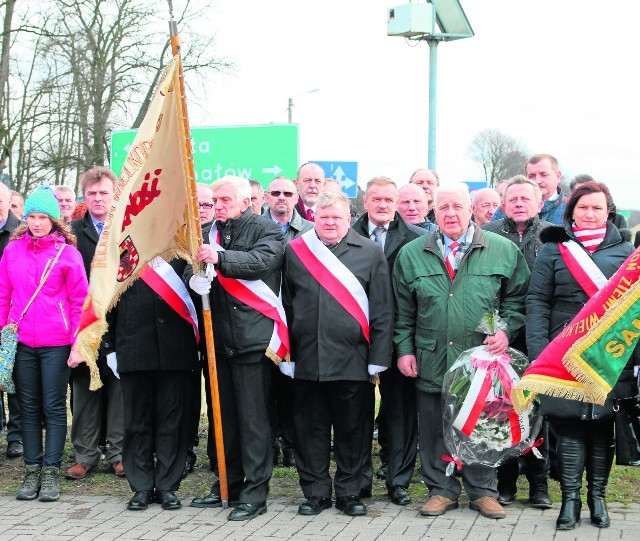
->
[556,492,582,530]
[554,427,586,531]
[16,464,41,500]
[586,424,614,528]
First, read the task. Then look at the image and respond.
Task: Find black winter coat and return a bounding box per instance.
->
[185,209,285,361]
[0,211,21,258]
[526,223,636,421]
[482,216,553,271]
[282,228,393,381]
[107,258,199,373]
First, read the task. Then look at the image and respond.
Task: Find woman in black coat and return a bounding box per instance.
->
[527,182,636,530]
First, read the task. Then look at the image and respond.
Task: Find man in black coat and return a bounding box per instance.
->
[282,191,393,517]
[65,167,125,481]
[188,176,285,521]
[0,184,23,459]
[105,258,200,511]
[352,177,427,506]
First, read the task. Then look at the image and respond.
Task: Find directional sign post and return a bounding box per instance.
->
[312,161,358,198]
[111,124,299,186]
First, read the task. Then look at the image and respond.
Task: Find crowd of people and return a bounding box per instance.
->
[0,153,637,531]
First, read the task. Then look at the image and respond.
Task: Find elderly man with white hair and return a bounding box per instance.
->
[187,176,285,521]
[393,181,530,520]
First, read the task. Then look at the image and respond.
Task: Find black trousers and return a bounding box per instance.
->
[121,370,191,493]
[379,366,418,489]
[269,362,295,450]
[294,379,372,499]
[212,351,272,505]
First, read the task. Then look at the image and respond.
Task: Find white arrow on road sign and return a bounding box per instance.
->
[333,166,355,189]
[262,165,282,176]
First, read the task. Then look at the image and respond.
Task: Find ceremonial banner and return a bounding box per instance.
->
[75,55,200,389]
[512,247,640,413]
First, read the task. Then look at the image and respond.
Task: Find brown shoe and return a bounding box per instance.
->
[420,495,459,516]
[112,461,125,477]
[470,496,506,519]
[64,462,93,480]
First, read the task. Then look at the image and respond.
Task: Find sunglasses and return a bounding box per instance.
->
[269,191,295,198]
[198,203,214,209]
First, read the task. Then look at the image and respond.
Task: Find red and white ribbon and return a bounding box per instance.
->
[208,224,289,362]
[558,239,607,297]
[452,347,529,447]
[289,230,370,343]
[139,257,199,342]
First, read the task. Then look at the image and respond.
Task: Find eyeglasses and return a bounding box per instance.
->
[269,191,295,198]
[198,203,214,209]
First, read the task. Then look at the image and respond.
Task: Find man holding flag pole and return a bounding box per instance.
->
[72,12,231,512]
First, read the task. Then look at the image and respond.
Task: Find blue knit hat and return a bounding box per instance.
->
[24,186,61,220]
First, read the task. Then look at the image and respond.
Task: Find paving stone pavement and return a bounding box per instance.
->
[1,495,639,540]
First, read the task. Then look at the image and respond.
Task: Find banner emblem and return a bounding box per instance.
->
[117,236,140,282]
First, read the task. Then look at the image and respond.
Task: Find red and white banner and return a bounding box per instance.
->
[139,257,199,342]
[208,225,289,363]
[289,230,370,343]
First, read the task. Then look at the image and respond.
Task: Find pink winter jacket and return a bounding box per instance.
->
[0,231,88,348]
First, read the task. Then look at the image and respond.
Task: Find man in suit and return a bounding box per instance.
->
[282,191,393,517]
[294,162,325,221]
[409,168,440,223]
[352,177,429,506]
[65,166,125,480]
[188,176,285,521]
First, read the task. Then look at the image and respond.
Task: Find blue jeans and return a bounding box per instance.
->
[13,344,70,467]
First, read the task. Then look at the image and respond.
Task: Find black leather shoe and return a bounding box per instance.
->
[6,441,23,458]
[156,490,181,510]
[127,491,153,511]
[190,492,239,508]
[336,496,367,516]
[298,496,332,515]
[376,463,388,480]
[497,491,516,506]
[529,486,552,509]
[228,502,267,521]
[389,486,411,506]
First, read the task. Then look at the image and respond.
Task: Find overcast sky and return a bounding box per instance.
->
[184,0,640,209]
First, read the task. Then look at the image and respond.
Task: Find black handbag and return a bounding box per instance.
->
[614,394,640,466]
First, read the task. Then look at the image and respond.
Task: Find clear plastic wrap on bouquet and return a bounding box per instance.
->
[441,313,543,474]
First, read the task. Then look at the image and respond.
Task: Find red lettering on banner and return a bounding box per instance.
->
[121,169,162,231]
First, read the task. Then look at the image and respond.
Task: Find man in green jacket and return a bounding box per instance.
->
[393,181,529,520]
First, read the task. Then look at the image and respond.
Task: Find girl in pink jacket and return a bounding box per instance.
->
[0,186,88,503]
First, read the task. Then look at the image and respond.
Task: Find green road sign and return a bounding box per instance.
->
[111,124,299,187]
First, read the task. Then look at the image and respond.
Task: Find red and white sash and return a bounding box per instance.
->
[209,224,289,362]
[139,257,199,342]
[558,240,608,297]
[289,230,370,343]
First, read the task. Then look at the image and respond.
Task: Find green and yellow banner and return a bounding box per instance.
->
[513,247,640,413]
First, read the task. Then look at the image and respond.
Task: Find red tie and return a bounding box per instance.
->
[305,208,314,221]
[445,241,460,280]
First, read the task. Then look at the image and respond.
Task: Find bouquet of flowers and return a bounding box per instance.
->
[441,312,543,474]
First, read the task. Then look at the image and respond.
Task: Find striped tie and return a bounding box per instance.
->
[445,241,460,280]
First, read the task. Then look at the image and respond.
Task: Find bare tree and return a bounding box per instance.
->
[3,0,233,193]
[468,129,528,188]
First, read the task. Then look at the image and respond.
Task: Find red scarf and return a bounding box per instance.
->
[572,223,606,253]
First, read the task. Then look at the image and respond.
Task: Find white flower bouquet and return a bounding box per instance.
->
[441,312,543,474]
